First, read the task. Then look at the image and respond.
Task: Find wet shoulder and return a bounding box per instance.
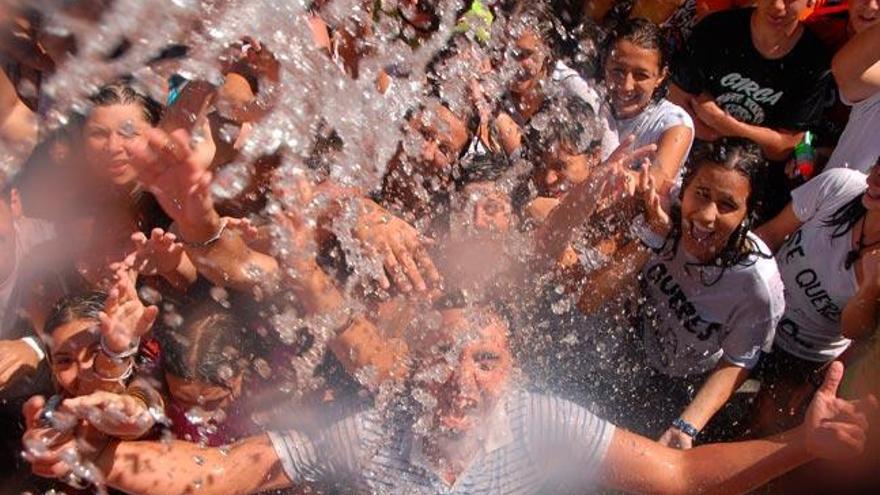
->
[792,168,867,222]
[734,233,785,311]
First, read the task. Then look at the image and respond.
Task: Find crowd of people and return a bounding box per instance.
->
[0,0,878,493]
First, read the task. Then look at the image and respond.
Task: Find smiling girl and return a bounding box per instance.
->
[558,19,694,192]
[566,138,784,448]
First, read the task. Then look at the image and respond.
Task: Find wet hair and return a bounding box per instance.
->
[44,292,107,336]
[602,18,670,101]
[824,194,866,239]
[824,159,880,241]
[158,302,252,387]
[455,152,511,188]
[88,83,163,126]
[526,94,600,159]
[662,138,770,285]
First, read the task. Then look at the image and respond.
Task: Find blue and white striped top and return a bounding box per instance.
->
[269,389,615,494]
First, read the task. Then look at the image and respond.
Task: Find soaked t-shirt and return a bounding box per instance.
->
[673,8,833,130]
[553,62,693,173]
[640,233,785,377]
[825,90,880,173]
[774,168,867,362]
[269,390,614,494]
[616,99,694,175]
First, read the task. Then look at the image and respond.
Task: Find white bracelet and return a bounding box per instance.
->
[630,214,667,250]
[20,336,46,362]
[95,360,135,383]
[182,218,229,248]
[100,335,141,363]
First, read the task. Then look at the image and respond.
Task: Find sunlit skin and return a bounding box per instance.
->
[82,104,151,187]
[753,0,812,34]
[49,319,102,397]
[850,0,880,34]
[679,163,751,264]
[604,39,668,120]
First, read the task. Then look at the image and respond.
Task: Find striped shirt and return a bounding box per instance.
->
[269,389,614,494]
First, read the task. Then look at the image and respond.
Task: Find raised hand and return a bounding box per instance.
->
[352,199,440,293]
[61,390,154,440]
[595,135,657,200]
[803,361,878,460]
[638,159,672,238]
[125,128,221,244]
[129,228,186,277]
[98,264,158,355]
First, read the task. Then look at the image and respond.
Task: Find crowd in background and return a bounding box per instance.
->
[0,0,879,493]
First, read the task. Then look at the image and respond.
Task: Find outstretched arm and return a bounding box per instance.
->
[602,425,811,495]
[535,136,656,267]
[126,128,281,296]
[659,361,751,449]
[97,435,291,495]
[599,362,877,495]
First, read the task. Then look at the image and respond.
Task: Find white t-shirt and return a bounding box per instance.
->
[616,99,694,170]
[774,168,867,362]
[551,62,694,174]
[826,90,880,173]
[640,233,785,377]
[0,216,55,339]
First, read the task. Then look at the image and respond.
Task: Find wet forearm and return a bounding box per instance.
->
[577,241,651,314]
[842,284,880,340]
[680,363,750,431]
[98,435,289,495]
[187,228,281,296]
[678,428,812,495]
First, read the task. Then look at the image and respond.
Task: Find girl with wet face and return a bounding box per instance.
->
[38,83,198,303]
[39,287,163,442]
[568,138,784,449]
[601,18,694,192]
[158,301,256,447]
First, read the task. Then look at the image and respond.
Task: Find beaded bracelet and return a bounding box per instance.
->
[672,417,700,438]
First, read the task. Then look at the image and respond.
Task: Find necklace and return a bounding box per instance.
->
[845,217,880,270]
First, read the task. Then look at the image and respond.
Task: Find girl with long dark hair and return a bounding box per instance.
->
[541,137,784,448]
[751,157,880,434]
